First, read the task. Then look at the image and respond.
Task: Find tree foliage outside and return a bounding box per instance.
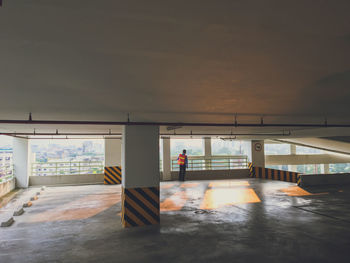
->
[329,163,350,173]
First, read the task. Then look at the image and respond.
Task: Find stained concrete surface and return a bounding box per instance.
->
[1,179,350,263]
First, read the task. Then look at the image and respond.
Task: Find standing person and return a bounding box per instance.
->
[177,149,188,181]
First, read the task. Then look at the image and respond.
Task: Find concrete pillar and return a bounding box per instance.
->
[324,163,330,174]
[204,137,212,169]
[162,137,171,181]
[251,140,265,167]
[290,144,296,155]
[121,125,160,227]
[13,137,30,188]
[290,144,297,172]
[104,138,122,167]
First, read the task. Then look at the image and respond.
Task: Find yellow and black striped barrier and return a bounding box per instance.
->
[104,166,122,184]
[248,163,300,183]
[121,186,160,227]
[248,162,254,177]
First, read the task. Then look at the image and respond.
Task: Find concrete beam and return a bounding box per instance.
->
[278,138,350,155]
[266,153,350,165]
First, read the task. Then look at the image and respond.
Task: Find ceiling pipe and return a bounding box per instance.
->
[0,119,350,127]
[25,137,122,140]
[1,131,290,137]
[0,132,122,136]
[161,132,290,136]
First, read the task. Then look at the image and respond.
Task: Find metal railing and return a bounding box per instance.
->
[171,155,249,171]
[31,161,104,176]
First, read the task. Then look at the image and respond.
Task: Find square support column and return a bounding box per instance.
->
[204,137,212,170]
[121,125,160,227]
[251,140,265,168]
[162,137,171,181]
[13,137,30,188]
[324,163,330,174]
[104,138,122,184]
[290,144,297,172]
[104,138,121,167]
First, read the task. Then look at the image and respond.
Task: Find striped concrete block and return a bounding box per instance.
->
[13,208,24,216]
[23,201,32,208]
[249,165,299,183]
[248,162,255,178]
[121,186,160,227]
[104,166,122,184]
[297,175,301,186]
[1,217,14,227]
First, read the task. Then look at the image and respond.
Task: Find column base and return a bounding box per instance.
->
[121,186,160,227]
[104,166,122,184]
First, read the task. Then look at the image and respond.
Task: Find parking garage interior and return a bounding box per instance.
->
[1,1,350,262]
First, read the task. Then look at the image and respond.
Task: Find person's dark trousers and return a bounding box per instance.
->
[179,165,186,181]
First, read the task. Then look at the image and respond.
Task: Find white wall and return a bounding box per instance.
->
[170,169,249,180]
[104,138,122,167]
[30,174,104,186]
[122,125,160,189]
[13,137,30,188]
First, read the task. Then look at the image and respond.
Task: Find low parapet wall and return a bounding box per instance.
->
[170,169,250,181]
[0,178,16,199]
[299,173,350,187]
[249,163,299,183]
[29,174,104,186]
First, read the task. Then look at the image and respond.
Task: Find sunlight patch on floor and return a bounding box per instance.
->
[200,188,261,210]
[28,193,121,222]
[160,191,187,211]
[208,181,250,188]
[280,186,313,196]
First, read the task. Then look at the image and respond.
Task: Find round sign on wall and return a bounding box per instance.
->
[254,142,262,152]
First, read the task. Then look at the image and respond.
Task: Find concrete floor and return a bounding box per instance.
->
[1,179,350,263]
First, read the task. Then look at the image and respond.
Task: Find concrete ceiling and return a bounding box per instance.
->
[0,1,350,136]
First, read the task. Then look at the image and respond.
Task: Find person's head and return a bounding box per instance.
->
[183,149,186,154]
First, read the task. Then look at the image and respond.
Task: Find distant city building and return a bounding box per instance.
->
[0,149,13,179]
[83,141,93,153]
[30,140,104,176]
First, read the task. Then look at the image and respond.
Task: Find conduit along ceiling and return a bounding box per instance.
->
[1,121,350,141]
